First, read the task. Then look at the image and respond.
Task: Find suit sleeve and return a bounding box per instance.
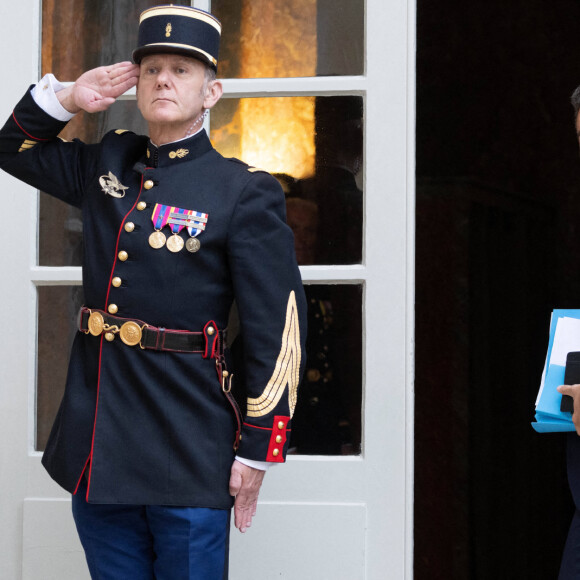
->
[227,170,307,463]
[0,87,97,208]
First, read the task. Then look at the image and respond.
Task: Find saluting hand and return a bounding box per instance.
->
[558,383,580,434]
[57,61,140,114]
[229,460,266,533]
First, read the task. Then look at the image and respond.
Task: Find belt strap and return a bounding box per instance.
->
[78,307,224,355]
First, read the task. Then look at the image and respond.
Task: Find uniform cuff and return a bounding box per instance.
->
[31,74,76,122]
[235,457,272,471]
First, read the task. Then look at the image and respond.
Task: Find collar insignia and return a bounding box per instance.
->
[169,148,189,159]
[99,172,129,198]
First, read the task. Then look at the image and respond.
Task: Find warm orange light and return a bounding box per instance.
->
[239,96,315,178]
[212,0,317,179]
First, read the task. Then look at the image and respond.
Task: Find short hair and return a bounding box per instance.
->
[204,65,217,84]
[571,85,580,119]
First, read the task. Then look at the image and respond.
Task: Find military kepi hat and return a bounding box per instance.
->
[133,5,221,71]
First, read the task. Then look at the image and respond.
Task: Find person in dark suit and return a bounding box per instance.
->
[555,86,580,580]
[0,5,306,579]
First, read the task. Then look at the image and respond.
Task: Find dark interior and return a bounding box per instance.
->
[415,1,580,577]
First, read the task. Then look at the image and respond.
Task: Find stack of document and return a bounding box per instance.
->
[533,309,580,432]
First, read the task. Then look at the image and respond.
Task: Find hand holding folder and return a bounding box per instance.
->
[532,310,580,432]
[558,352,580,414]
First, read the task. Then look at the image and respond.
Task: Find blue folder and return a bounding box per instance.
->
[532,309,580,433]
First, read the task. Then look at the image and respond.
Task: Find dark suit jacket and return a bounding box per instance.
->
[0,89,306,508]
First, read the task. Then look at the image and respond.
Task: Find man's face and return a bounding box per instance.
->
[137,54,213,135]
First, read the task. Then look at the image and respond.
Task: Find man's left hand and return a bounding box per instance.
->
[558,383,580,434]
[229,460,266,533]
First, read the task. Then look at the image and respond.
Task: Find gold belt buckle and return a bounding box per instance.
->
[87,311,142,347]
[120,321,143,346]
[87,311,105,336]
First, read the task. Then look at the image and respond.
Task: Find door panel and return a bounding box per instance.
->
[22,500,87,580]
[229,503,367,579]
[0,1,414,578]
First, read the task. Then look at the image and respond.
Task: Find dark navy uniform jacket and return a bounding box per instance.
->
[0,89,307,508]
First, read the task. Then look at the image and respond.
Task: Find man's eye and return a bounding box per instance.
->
[176,68,187,74]
[146,68,157,74]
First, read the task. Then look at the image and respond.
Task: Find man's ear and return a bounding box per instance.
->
[203,80,223,110]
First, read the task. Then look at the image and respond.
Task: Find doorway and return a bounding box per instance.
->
[415,0,580,577]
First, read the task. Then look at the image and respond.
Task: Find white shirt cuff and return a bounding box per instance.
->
[31,74,76,122]
[235,457,273,471]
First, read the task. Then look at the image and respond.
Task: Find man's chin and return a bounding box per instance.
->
[145,110,181,124]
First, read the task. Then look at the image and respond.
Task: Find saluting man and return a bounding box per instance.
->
[0,5,306,579]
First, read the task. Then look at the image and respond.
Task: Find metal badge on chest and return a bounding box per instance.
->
[149,203,207,253]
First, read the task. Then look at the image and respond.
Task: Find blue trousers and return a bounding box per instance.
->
[72,481,230,580]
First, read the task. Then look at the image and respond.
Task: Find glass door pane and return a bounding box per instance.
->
[37,285,84,451]
[211,95,363,265]
[212,0,364,78]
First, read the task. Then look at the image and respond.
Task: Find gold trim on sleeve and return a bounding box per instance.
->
[246,291,302,418]
[18,139,37,153]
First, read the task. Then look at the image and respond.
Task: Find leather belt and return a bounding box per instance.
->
[78,307,224,354]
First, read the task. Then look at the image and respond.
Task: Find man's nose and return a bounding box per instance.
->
[156,70,171,88]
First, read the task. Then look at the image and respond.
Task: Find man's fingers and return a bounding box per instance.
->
[106,61,138,78]
[234,495,258,533]
[74,62,139,111]
[558,384,580,395]
[111,76,138,97]
[229,461,266,533]
[101,64,139,99]
[109,63,140,86]
[556,384,580,435]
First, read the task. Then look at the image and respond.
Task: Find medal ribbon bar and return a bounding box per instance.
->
[152,203,171,230]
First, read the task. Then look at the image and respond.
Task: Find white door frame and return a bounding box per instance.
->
[0,1,415,578]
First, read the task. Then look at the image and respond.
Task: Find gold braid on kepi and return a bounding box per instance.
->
[246,291,302,418]
[132,5,221,72]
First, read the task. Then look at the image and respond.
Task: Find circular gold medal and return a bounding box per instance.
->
[186,237,201,253]
[167,234,184,253]
[149,230,166,249]
[88,311,105,336]
[120,321,142,346]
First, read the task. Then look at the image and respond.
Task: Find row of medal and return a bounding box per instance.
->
[148,203,208,253]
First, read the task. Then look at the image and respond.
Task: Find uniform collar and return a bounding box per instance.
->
[145,130,213,168]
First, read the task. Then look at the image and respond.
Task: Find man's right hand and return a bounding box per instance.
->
[558,383,580,434]
[57,61,140,115]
